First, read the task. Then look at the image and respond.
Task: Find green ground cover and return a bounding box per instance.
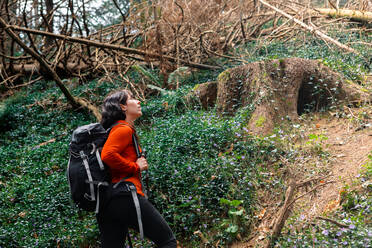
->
[0,27,370,247]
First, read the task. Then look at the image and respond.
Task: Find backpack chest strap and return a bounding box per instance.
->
[80,151,95,202]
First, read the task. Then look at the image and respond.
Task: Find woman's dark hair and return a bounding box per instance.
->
[100,90,132,129]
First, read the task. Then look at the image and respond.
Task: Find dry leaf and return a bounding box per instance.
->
[193,230,208,243]
[323,199,340,213]
[162,101,169,110]
[18,211,26,218]
[227,143,234,153]
[257,208,267,220]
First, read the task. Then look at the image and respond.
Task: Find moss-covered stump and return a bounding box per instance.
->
[216,57,371,135]
[186,81,218,109]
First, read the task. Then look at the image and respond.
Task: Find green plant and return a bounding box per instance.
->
[131,64,162,86]
[306,133,329,155]
[219,198,247,239]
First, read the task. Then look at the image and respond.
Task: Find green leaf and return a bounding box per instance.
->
[225,224,238,233]
[219,198,231,205]
[308,134,317,140]
[231,200,243,207]
[131,65,162,86]
[229,209,244,216]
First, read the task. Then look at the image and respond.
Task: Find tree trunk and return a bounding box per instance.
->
[33,0,39,28]
[44,0,54,48]
[0,2,8,69]
[188,58,371,135]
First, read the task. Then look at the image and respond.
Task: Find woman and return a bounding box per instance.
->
[98,89,177,248]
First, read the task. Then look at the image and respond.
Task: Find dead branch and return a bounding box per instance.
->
[262,174,334,248]
[4,24,220,70]
[258,0,359,55]
[0,52,31,60]
[316,216,349,228]
[9,76,42,89]
[0,16,101,121]
[287,181,335,209]
[265,178,297,248]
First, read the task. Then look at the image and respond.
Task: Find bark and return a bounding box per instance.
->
[187,58,371,135]
[0,16,101,121]
[44,0,54,47]
[33,0,39,28]
[315,8,372,22]
[264,178,296,248]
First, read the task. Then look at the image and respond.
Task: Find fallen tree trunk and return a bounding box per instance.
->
[258,0,359,55]
[4,24,221,71]
[0,61,132,78]
[0,17,101,120]
[315,8,372,22]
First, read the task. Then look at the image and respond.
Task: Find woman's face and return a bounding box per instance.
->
[121,93,142,119]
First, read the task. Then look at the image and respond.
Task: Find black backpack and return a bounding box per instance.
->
[67,122,112,213]
[67,122,147,242]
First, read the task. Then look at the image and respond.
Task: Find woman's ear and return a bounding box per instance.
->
[120,104,127,112]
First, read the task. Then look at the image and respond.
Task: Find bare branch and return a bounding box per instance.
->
[258,0,359,55]
[5,24,221,70]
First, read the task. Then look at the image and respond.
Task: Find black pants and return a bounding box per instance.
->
[96,193,176,248]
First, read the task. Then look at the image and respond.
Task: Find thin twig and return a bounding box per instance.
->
[316,216,349,228]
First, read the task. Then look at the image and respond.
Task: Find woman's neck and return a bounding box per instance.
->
[125,117,135,127]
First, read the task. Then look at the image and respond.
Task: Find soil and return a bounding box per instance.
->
[231,107,372,248]
[297,110,372,219]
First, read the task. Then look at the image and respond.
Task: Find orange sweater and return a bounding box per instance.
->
[101,120,144,196]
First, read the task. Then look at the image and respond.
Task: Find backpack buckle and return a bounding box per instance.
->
[128,184,136,192]
[84,193,94,201]
[79,151,88,160]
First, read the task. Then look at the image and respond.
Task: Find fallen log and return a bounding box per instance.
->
[0,61,132,78]
[315,8,372,22]
[3,24,221,71]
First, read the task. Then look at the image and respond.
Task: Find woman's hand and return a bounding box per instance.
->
[136,157,148,171]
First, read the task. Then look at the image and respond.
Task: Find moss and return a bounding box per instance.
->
[255,115,266,127]
[250,77,260,89]
[192,83,201,92]
[217,70,231,83]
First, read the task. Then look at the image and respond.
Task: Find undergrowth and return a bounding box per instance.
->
[0,26,370,247]
[0,75,281,247]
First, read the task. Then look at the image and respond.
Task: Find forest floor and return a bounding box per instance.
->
[232,105,372,248]
[298,110,372,220]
